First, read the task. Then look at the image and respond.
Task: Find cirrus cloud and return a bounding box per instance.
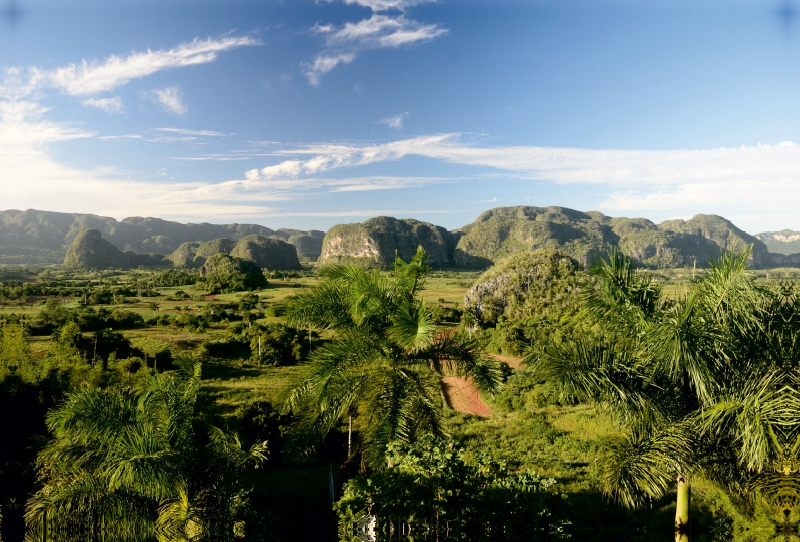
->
[31,36,260,96]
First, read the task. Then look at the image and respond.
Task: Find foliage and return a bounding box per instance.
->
[26,360,269,542]
[335,437,562,542]
[150,268,197,287]
[201,323,309,366]
[286,247,504,467]
[528,246,800,521]
[464,250,588,356]
[197,254,268,293]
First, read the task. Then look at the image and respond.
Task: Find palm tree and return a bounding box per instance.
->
[285,247,504,468]
[26,359,267,542]
[530,247,774,537]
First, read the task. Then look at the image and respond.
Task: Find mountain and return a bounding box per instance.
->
[0,209,319,265]
[63,229,167,269]
[3,206,796,270]
[317,216,458,268]
[317,206,778,269]
[755,230,800,255]
[229,235,302,270]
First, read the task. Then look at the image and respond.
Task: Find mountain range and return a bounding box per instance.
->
[2,207,800,270]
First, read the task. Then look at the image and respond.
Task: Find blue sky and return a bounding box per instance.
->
[3,0,800,233]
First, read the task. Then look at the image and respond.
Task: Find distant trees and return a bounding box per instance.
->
[197,254,268,293]
[285,247,504,467]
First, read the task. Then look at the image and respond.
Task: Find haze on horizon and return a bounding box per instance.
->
[2,0,800,234]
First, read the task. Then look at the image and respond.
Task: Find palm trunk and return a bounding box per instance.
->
[347,415,352,458]
[675,475,690,541]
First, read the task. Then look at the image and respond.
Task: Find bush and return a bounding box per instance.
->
[150,269,197,287]
[335,437,562,542]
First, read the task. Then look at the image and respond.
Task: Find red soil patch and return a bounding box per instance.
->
[490,354,524,370]
[441,377,492,417]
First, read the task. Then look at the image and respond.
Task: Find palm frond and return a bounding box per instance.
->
[603,422,695,508]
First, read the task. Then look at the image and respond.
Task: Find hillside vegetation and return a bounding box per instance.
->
[0,209,322,264]
[454,206,773,268]
[6,206,800,271]
[756,229,800,254]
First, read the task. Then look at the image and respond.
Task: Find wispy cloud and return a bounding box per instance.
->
[99,134,142,140]
[340,0,436,11]
[303,53,356,85]
[156,127,230,137]
[380,111,408,129]
[83,96,123,113]
[304,6,447,85]
[151,87,186,115]
[31,36,260,95]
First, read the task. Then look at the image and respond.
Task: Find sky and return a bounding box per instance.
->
[3,0,800,234]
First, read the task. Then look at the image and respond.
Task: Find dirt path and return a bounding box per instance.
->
[441,377,492,416]
[491,354,524,369]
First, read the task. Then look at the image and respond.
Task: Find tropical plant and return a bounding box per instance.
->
[285,247,504,468]
[335,437,560,542]
[26,359,268,542]
[528,247,794,535]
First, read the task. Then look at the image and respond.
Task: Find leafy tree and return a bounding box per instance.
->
[26,359,268,542]
[335,437,560,541]
[285,247,504,468]
[529,247,788,535]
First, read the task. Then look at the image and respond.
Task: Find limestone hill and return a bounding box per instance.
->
[755,229,800,255]
[229,235,302,270]
[318,216,457,268]
[317,206,779,269]
[167,236,301,270]
[64,229,167,269]
[0,209,319,265]
[453,206,772,268]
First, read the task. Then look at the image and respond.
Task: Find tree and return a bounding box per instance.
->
[285,247,504,468]
[26,359,268,542]
[529,247,781,537]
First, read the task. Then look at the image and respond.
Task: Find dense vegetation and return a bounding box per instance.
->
[0,208,322,264]
[1,245,799,541]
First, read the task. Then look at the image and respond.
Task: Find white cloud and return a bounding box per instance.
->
[32,36,260,95]
[324,15,446,47]
[100,134,141,140]
[304,13,446,84]
[83,96,124,113]
[262,135,800,194]
[152,87,186,115]
[340,0,436,11]
[303,53,356,86]
[380,111,408,129]
[155,127,230,137]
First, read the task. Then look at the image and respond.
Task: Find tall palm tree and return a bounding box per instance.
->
[530,247,776,537]
[25,359,267,542]
[285,248,504,468]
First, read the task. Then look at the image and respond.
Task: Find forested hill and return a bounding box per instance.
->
[0,209,324,265]
[318,206,786,269]
[1,206,796,269]
[756,229,800,255]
